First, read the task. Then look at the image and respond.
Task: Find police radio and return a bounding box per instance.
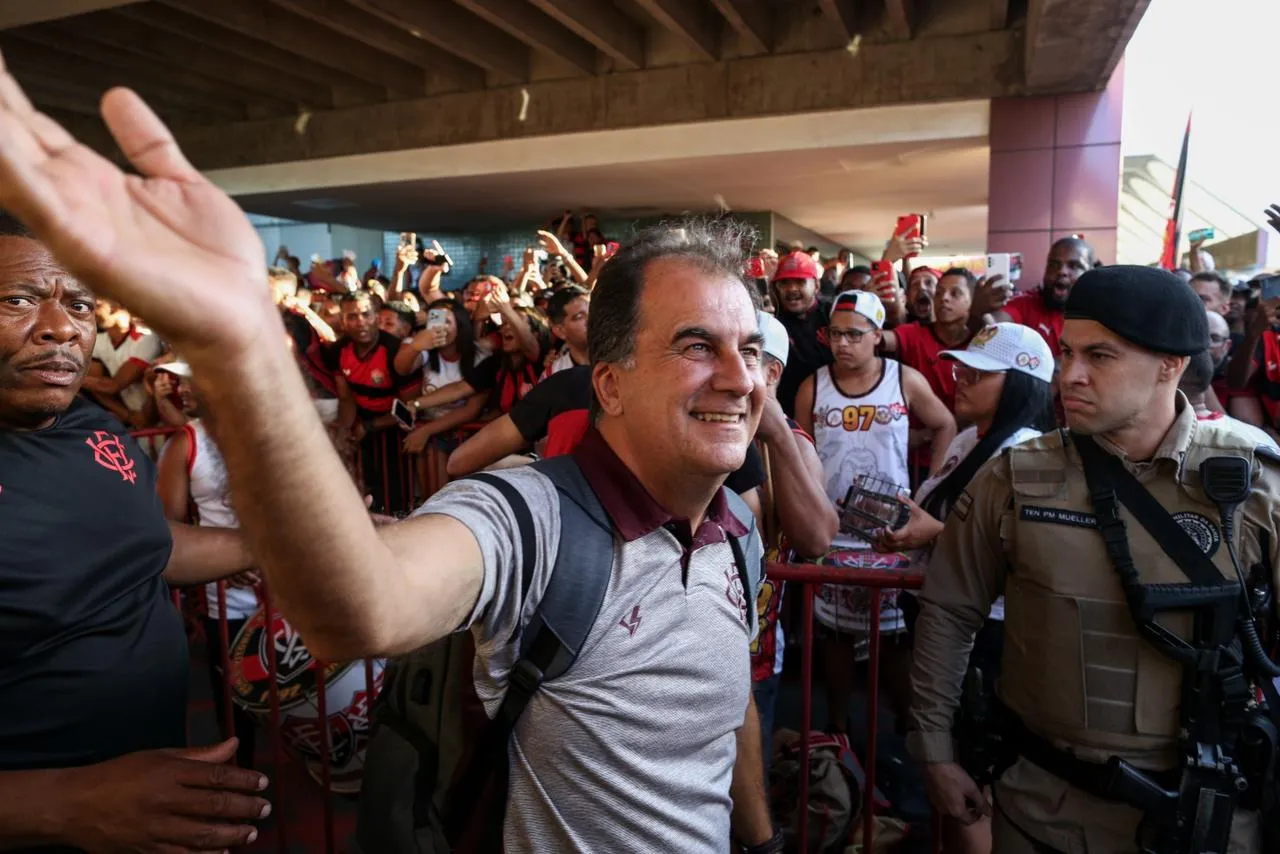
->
[1200,457,1280,679]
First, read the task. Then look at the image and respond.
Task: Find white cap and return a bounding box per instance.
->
[155,361,192,378]
[941,322,1053,383]
[757,310,789,366]
[830,289,886,329]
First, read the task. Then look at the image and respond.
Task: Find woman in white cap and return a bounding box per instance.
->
[878,321,1055,854]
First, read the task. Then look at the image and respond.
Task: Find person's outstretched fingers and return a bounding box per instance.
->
[100,87,200,182]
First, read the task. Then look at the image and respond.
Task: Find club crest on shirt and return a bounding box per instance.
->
[85,430,137,484]
[371,369,387,387]
[724,567,749,625]
[1172,512,1221,557]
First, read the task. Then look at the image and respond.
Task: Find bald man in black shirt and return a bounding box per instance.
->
[0,220,271,853]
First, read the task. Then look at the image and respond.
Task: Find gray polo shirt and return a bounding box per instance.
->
[415,428,761,852]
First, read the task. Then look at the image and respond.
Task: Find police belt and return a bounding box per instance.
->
[1006,713,1181,811]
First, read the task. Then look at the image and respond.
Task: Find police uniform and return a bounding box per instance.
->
[906,267,1280,854]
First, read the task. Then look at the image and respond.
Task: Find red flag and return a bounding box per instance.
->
[1159,115,1193,270]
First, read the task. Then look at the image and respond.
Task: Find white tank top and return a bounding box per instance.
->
[811,360,911,549]
[187,421,258,620]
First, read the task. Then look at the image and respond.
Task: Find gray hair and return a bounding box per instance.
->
[588,217,760,420]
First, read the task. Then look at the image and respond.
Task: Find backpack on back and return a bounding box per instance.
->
[356,455,762,854]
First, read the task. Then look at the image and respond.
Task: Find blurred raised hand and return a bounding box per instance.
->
[0,62,271,357]
[1266,203,1280,236]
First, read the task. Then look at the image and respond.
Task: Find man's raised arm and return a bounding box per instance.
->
[0,72,482,661]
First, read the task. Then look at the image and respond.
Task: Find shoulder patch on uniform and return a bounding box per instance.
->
[953,490,973,521]
[1172,512,1222,557]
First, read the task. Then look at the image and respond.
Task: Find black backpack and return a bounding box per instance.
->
[356,455,762,853]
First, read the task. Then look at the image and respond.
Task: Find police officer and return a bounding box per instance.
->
[907,266,1280,853]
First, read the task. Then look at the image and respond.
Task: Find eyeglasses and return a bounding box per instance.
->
[829,327,869,344]
[951,363,1003,385]
[1209,334,1230,345]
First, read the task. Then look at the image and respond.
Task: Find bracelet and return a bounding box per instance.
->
[739,829,784,854]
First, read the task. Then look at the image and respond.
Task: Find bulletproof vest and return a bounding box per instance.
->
[1000,424,1266,772]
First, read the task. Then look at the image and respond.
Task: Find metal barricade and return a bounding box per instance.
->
[767,560,943,854]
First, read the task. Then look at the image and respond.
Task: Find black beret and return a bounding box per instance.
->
[1064,265,1208,356]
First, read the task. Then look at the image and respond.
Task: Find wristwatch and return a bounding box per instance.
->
[739,829,784,854]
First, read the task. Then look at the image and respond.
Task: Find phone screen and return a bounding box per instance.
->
[1260,274,1280,302]
[392,399,415,431]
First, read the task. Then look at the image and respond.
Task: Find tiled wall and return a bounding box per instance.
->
[988,59,1125,285]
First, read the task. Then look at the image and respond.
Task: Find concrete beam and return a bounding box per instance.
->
[1024,0,1148,93]
[116,4,387,106]
[23,84,101,117]
[452,0,599,76]
[0,36,249,121]
[267,0,485,90]
[171,29,1019,171]
[529,0,645,70]
[9,26,299,116]
[348,0,529,83]
[990,0,1010,29]
[708,0,773,54]
[52,12,336,110]
[632,0,720,62]
[156,0,428,98]
[0,0,141,29]
[884,0,914,40]
[817,0,858,40]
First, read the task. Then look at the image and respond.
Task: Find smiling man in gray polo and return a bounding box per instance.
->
[0,79,778,851]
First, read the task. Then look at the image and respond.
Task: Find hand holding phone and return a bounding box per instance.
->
[895,214,927,259]
[392,399,416,432]
[1258,274,1280,303]
[985,253,1011,284]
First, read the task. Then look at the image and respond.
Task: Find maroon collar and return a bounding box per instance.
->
[572,427,749,544]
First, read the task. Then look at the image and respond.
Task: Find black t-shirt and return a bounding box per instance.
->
[777,299,834,417]
[471,356,541,415]
[0,398,187,771]
[510,364,593,457]
[726,442,766,494]
[282,308,314,356]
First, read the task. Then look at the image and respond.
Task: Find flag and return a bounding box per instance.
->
[1159,115,1192,270]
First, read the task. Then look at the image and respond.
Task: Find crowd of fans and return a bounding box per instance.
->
[78,207,1280,852]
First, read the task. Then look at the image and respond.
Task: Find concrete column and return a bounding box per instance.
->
[987,60,1124,284]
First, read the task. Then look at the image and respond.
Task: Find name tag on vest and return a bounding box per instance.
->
[1020,505,1098,529]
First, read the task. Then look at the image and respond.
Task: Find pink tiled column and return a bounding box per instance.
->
[988,60,1124,288]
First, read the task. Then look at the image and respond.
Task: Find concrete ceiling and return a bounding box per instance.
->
[0,0,1148,173]
[235,136,989,257]
[220,99,990,256]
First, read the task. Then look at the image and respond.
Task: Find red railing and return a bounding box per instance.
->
[767,559,942,854]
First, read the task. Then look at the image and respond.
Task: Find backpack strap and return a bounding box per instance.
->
[723,488,764,625]
[445,458,614,844]
[468,472,538,610]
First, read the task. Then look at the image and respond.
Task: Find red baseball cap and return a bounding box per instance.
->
[772,251,821,283]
